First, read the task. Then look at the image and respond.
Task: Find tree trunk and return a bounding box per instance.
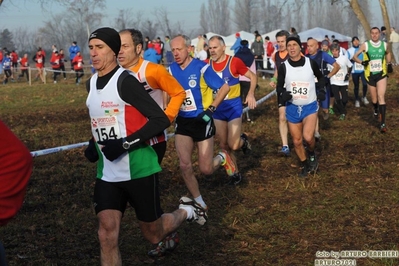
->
[349,0,371,39]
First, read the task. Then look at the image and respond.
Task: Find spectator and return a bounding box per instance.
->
[18,53,29,82]
[164,35,174,67]
[390,27,399,63]
[50,50,61,83]
[380,26,387,42]
[69,41,80,69]
[264,36,275,70]
[0,49,3,75]
[33,48,45,83]
[144,43,161,63]
[251,34,265,78]
[156,37,164,63]
[230,32,242,54]
[59,49,67,80]
[2,53,12,84]
[72,51,84,84]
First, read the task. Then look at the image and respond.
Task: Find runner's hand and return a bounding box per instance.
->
[84,138,99,163]
[196,108,214,123]
[388,63,393,73]
[361,60,369,67]
[280,91,292,102]
[97,138,125,161]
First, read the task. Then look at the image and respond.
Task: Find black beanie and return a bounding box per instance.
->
[286,36,302,47]
[89,27,121,56]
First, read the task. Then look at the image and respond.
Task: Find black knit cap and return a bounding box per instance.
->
[286,36,301,47]
[89,27,121,56]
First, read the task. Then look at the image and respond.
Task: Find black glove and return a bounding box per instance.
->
[361,60,369,67]
[344,73,350,82]
[317,91,326,101]
[97,138,126,162]
[84,138,99,163]
[196,108,214,123]
[280,91,292,102]
[388,63,393,73]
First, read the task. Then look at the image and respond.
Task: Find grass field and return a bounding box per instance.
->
[1,69,399,265]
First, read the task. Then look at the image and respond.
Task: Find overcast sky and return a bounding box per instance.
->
[0,0,207,31]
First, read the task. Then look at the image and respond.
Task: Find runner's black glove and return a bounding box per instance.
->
[361,60,369,67]
[97,138,125,161]
[280,91,292,103]
[317,91,326,101]
[84,138,99,163]
[196,108,214,123]
[388,63,393,73]
[344,73,350,82]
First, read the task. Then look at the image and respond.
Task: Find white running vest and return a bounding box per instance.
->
[284,57,317,106]
[86,68,160,182]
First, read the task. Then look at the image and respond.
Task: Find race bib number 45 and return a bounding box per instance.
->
[91,116,121,141]
[180,89,197,112]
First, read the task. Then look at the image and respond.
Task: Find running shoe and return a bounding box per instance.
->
[373,110,379,119]
[228,172,242,185]
[339,114,346,120]
[322,112,329,120]
[279,145,290,156]
[380,123,387,133]
[314,132,321,142]
[308,154,319,173]
[298,164,309,178]
[218,150,236,176]
[355,100,360,108]
[329,107,335,115]
[362,97,369,105]
[240,133,252,155]
[179,196,208,225]
[148,231,180,257]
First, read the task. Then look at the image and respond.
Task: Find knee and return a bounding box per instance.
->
[292,138,303,148]
[179,161,193,176]
[199,164,213,175]
[98,224,118,247]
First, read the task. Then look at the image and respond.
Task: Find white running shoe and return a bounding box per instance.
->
[362,97,369,105]
[355,100,360,108]
[179,196,208,225]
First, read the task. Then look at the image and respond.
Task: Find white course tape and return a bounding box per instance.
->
[30,89,276,157]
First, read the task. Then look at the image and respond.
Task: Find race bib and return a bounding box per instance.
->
[370,59,382,72]
[38,58,42,63]
[334,70,345,81]
[91,115,121,142]
[354,62,364,71]
[291,81,310,100]
[180,89,197,112]
[78,62,82,67]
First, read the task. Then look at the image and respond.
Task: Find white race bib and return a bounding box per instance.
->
[180,89,197,112]
[334,70,345,81]
[291,81,310,101]
[354,62,364,71]
[370,59,382,72]
[91,115,121,142]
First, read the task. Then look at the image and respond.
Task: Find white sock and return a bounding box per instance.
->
[194,195,207,209]
[179,205,194,220]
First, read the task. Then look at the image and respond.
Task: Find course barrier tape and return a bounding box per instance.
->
[30,89,277,157]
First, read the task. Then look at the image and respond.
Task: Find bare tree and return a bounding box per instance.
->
[199,4,209,33]
[155,8,185,38]
[114,8,143,31]
[141,20,159,41]
[200,0,231,36]
[12,26,36,52]
[233,0,264,33]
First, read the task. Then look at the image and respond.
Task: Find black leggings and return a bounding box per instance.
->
[331,85,348,115]
[351,72,367,100]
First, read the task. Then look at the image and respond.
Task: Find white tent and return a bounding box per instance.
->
[298,27,352,43]
[191,32,224,47]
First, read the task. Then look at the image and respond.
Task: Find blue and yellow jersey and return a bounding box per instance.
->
[210,55,241,99]
[169,58,225,118]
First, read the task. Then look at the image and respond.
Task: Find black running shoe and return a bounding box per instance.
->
[241,133,252,155]
[228,172,242,185]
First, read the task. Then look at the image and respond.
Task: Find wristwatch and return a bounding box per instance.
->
[122,137,140,150]
[208,105,216,112]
